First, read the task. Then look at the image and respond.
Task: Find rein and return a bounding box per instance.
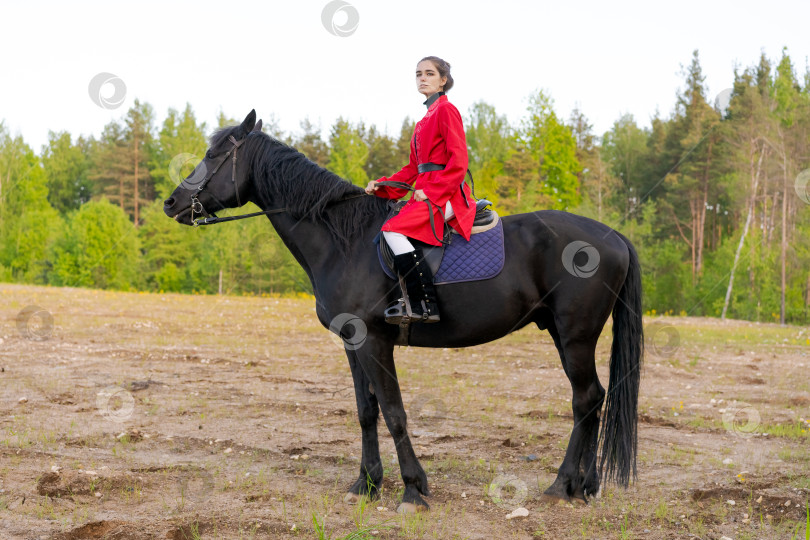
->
[375,180,449,245]
[192,193,367,226]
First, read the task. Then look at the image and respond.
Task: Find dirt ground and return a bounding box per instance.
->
[0,283,808,539]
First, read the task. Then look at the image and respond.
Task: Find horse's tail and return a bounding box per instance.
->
[598,233,643,488]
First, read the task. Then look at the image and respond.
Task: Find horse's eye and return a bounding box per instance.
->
[206,151,215,159]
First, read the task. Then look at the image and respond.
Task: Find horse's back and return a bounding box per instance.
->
[502,210,630,266]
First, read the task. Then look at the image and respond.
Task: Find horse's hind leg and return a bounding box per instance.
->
[542,320,604,504]
[345,350,383,502]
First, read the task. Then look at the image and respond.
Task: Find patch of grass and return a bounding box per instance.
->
[785,473,810,490]
[763,422,810,440]
[654,499,671,522]
[778,447,810,463]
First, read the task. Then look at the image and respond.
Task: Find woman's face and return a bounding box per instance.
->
[415,60,447,98]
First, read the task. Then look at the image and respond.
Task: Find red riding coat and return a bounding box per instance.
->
[374,93,475,246]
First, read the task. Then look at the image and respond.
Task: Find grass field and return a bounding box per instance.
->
[0,283,808,539]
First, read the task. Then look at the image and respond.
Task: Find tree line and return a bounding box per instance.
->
[1,49,809,324]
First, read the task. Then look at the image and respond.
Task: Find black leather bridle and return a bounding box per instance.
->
[190,134,248,226]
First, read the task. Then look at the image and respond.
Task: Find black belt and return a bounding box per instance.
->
[418,162,445,173]
[415,162,475,208]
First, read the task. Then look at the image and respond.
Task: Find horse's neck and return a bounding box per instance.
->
[264,211,341,280]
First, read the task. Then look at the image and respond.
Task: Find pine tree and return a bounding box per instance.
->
[294,118,329,168]
[123,99,156,226]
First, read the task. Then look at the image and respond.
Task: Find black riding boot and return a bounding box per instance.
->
[384,249,441,325]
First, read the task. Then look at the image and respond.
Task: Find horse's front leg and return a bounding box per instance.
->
[353,335,429,513]
[344,349,383,502]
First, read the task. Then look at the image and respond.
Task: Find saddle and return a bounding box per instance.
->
[378,199,499,278]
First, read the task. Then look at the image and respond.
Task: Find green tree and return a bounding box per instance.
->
[327,117,368,186]
[294,118,329,167]
[49,197,139,289]
[601,113,649,218]
[465,101,511,203]
[88,120,130,212]
[150,104,208,200]
[123,99,156,225]
[41,131,92,212]
[0,125,62,282]
[363,124,400,180]
[494,143,542,214]
[137,199,198,291]
[518,90,581,210]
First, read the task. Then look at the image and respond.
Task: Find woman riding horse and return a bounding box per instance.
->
[365,56,475,325]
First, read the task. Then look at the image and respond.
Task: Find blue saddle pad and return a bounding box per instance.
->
[377,220,505,285]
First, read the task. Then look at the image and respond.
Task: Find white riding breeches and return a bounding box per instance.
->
[383,201,455,255]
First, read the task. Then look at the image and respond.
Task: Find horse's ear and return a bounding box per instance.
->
[241,109,256,132]
[251,119,263,133]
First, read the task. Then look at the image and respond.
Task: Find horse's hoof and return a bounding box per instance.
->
[583,486,601,502]
[396,502,427,514]
[538,493,572,506]
[344,492,361,504]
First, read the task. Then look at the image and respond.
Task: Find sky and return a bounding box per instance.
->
[1,0,809,152]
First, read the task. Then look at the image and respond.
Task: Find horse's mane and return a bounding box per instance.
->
[210,126,391,255]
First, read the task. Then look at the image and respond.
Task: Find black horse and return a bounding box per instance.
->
[164,110,643,513]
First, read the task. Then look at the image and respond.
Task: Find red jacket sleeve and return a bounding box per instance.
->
[374,137,417,200]
[421,103,468,204]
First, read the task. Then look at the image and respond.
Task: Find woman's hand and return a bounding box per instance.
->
[365,180,379,195]
[413,189,428,202]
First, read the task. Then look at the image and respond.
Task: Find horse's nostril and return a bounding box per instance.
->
[164,197,175,207]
